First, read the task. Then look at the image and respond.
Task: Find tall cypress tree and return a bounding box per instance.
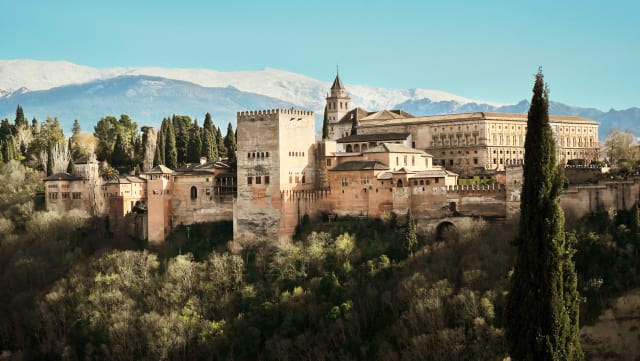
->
[215,126,225,158]
[164,119,178,169]
[506,69,582,360]
[322,104,329,139]
[14,105,27,129]
[187,121,203,163]
[223,122,236,164]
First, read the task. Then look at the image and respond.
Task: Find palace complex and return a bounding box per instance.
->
[44,73,636,243]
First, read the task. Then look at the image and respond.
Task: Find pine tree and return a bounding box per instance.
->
[164,119,178,169]
[322,104,329,139]
[506,68,582,361]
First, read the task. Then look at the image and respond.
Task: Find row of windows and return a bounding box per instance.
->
[433,124,479,132]
[435,158,480,166]
[288,151,305,157]
[395,155,420,167]
[247,176,270,185]
[248,151,269,159]
[341,177,440,187]
[289,175,306,184]
[48,192,81,200]
[328,101,348,110]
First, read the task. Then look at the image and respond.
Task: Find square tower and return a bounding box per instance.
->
[235,109,316,243]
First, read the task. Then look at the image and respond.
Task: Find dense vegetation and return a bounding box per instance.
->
[0,104,639,359]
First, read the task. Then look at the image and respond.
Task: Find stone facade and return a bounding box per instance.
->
[234,109,316,243]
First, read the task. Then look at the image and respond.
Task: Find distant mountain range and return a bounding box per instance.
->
[1,59,638,139]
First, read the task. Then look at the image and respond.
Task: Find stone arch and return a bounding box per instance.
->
[435,221,458,242]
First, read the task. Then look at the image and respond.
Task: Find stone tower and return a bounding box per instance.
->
[325,71,350,137]
[234,109,316,243]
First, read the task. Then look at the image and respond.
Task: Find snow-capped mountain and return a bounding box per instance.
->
[0,59,637,139]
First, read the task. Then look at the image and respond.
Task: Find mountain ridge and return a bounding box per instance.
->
[0,59,637,139]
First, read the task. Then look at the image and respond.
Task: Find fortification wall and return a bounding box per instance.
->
[561,182,640,221]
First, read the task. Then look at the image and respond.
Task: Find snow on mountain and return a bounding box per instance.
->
[0,59,502,112]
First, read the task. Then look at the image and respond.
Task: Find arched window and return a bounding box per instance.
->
[397,179,404,188]
[190,186,197,200]
[346,145,353,152]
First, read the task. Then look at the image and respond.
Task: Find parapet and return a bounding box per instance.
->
[237,108,314,120]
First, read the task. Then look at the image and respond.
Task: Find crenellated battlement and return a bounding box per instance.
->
[237,108,314,119]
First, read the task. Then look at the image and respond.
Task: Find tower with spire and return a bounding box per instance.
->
[325,69,350,126]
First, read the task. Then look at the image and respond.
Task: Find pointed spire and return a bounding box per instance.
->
[331,66,345,90]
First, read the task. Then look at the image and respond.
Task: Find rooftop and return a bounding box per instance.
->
[330,160,390,172]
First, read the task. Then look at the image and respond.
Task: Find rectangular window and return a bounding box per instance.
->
[435,178,440,184]
[295,176,299,183]
[265,176,270,184]
[72,192,81,199]
[412,156,415,166]
[205,188,211,196]
[256,176,262,184]
[62,192,70,199]
[404,155,407,166]
[247,176,253,185]
[473,158,478,164]
[341,177,348,187]
[326,159,332,166]
[48,192,58,200]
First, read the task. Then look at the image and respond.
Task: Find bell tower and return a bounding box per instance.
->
[325,70,350,125]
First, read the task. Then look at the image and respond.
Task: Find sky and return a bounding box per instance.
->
[1,0,639,111]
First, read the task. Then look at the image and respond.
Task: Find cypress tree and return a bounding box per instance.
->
[3,135,17,161]
[111,133,129,168]
[164,119,178,169]
[404,208,418,258]
[203,112,214,133]
[506,68,582,360]
[223,122,236,164]
[14,105,27,129]
[187,121,202,163]
[67,158,76,174]
[322,104,329,139]
[72,119,81,136]
[215,126,226,158]
[0,143,4,163]
[202,128,218,162]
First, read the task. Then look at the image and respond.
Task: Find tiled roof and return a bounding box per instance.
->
[360,109,410,121]
[365,143,430,155]
[146,165,174,174]
[43,172,84,181]
[412,169,458,178]
[336,132,410,143]
[330,160,389,171]
[336,107,370,125]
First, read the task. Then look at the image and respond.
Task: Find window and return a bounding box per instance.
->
[62,192,70,199]
[289,176,292,184]
[326,159,332,166]
[473,158,478,164]
[72,192,81,199]
[205,188,211,196]
[396,157,399,166]
[256,176,261,184]
[48,192,58,200]
[295,176,299,183]
[301,175,306,184]
[265,176,270,184]
[341,177,348,187]
[248,176,253,185]
[404,155,407,166]
[190,186,198,200]
[412,156,415,166]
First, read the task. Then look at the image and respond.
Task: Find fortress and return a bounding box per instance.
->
[43,73,638,243]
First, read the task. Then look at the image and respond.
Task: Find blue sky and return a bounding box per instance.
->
[1,0,638,110]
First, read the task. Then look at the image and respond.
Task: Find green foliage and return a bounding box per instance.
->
[223,122,236,165]
[172,114,193,164]
[111,133,130,168]
[162,118,178,169]
[404,209,418,257]
[187,120,203,163]
[507,69,583,360]
[66,158,76,174]
[322,104,329,139]
[14,105,27,129]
